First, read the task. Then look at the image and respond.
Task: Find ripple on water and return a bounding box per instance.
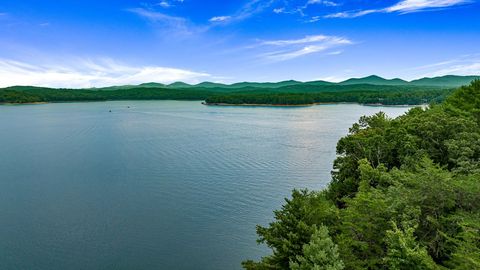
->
[0,101,413,270]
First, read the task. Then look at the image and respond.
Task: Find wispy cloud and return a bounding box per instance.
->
[306,0,339,7]
[324,9,377,18]
[257,34,352,62]
[158,1,171,8]
[261,35,336,45]
[127,7,204,36]
[128,8,186,24]
[131,0,278,32]
[154,0,185,8]
[386,0,470,13]
[273,0,340,16]
[0,58,212,88]
[209,0,277,24]
[407,54,480,78]
[323,0,471,19]
[209,16,231,22]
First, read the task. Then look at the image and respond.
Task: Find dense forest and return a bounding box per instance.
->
[2,75,478,106]
[0,87,213,104]
[204,88,451,106]
[0,85,452,106]
[243,80,480,269]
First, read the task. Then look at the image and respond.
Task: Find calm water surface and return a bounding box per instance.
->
[0,101,412,270]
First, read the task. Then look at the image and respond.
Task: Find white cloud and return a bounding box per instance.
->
[258,35,352,61]
[127,8,204,36]
[154,0,185,8]
[323,0,471,19]
[274,0,340,17]
[407,54,480,78]
[262,35,331,45]
[307,0,339,7]
[327,50,343,55]
[413,54,480,77]
[386,0,470,13]
[429,62,480,76]
[209,16,231,22]
[273,8,285,13]
[324,9,378,18]
[0,58,212,88]
[158,1,171,8]
[210,0,276,24]
[315,75,350,82]
[128,8,185,24]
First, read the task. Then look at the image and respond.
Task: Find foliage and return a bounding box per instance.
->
[289,225,344,270]
[0,84,452,106]
[384,222,437,270]
[205,88,451,106]
[243,80,480,269]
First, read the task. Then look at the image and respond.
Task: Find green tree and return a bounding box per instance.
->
[290,225,344,270]
[244,81,480,270]
[242,190,338,270]
[384,222,437,270]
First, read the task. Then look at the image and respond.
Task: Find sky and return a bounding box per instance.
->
[0,0,479,87]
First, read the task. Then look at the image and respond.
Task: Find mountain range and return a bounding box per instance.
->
[2,75,478,93]
[95,75,479,91]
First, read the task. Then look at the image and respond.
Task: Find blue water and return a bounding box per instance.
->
[0,101,411,270]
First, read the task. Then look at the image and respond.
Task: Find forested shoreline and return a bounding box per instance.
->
[243,80,480,269]
[0,85,453,106]
[3,75,477,106]
[204,88,451,106]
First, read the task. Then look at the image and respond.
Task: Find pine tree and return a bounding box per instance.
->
[289,225,344,270]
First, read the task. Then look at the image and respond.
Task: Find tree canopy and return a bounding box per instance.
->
[244,80,480,269]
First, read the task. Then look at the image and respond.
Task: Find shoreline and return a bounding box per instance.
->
[202,101,423,108]
[0,102,50,105]
[202,102,317,107]
[0,100,424,107]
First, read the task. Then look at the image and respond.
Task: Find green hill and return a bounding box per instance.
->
[339,75,409,86]
[116,75,480,90]
[1,75,477,105]
[167,82,193,88]
[410,75,480,87]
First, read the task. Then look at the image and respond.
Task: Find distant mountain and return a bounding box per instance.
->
[303,80,334,86]
[94,75,480,90]
[168,82,193,88]
[5,75,477,91]
[410,75,480,87]
[139,82,166,88]
[339,75,409,86]
[226,80,303,89]
[164,80,305,89]
[194,82,229,88]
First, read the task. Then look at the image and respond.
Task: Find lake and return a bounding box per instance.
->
[0,101,412,270]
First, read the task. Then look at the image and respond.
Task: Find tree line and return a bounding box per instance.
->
[0,85,452,106]
[205,89,451,106]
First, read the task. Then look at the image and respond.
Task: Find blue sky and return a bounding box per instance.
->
[0,0,479,87]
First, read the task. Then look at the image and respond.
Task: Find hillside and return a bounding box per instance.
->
[243,80,480,269]
[1,75,477,105]
[410,75,480,87]
[339,75,408,86]
[169,75,479,89]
